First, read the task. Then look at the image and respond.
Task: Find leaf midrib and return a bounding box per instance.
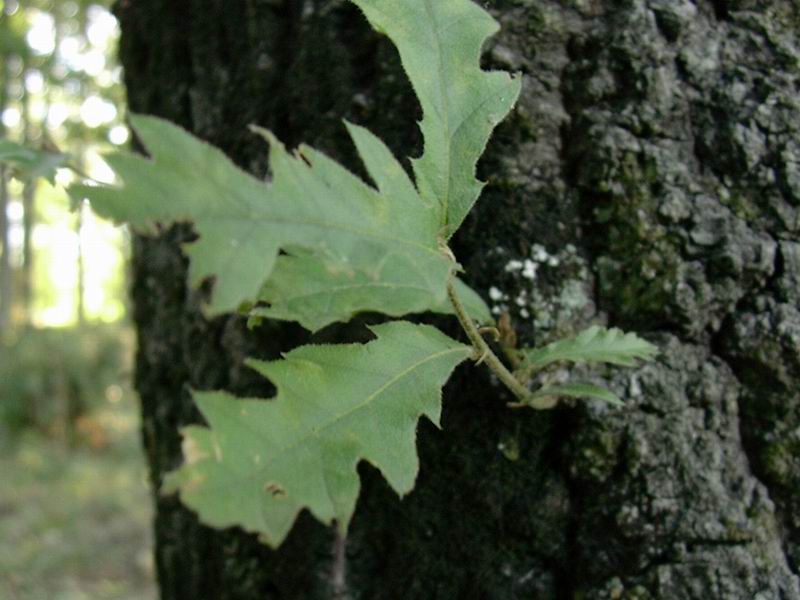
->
[263,280,434,304]
[527,346,651,368]
[422,0,453,229]
[190,211,440,258]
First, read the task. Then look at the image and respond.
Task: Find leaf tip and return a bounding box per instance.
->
[248,123,280,147]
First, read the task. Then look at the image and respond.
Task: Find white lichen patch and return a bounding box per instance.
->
[522,259,538,280]
[487,243,594,333]
[628,373,642,398]
[489,286,507,301]
[531,243,550,262]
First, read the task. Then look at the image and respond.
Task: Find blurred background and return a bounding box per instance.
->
[0,0,156,598]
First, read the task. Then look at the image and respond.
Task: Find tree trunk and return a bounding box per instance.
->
[115,1,800,598]
[75,200,86,325]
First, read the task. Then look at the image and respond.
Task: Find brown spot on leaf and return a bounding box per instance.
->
[264,482,287,498]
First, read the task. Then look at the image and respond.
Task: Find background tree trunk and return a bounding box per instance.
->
[0,165,10,342]
[115,1,800,598]
[0,4,13,342]
[20,60,37,327]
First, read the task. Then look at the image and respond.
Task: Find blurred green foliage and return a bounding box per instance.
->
[1,0,129,333]
[0,409,155,599]
[0,138,69,182]
[0,324,131,440]
[0,4,153,597]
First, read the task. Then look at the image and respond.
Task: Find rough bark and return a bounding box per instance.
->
[116,1,800,598]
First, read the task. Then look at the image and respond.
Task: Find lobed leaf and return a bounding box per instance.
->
[70,116,462,317]
[69,0,516,323]
[351,0,522,237]
[162,321,471,547]
[519,326,658,371]
[70,115,493,324]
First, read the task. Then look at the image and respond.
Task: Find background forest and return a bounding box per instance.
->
[0,1,155,598]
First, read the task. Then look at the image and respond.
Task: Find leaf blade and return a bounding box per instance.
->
[252,249,490,332]
[351,0,522,237]
[162,321,472,547]
[70,115,456,317]
[519,326,658,371]
[526,383,624,407]
[69,0,521,320]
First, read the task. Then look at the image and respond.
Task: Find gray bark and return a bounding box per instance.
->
[116,1,800,598]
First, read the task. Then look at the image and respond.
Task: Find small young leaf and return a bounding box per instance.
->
[519,326,658,371]
[525,383,624,407]
[350,0,522,238]
[162,321,471,547]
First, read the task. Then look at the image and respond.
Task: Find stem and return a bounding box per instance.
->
[446,277,540,406]
[331,528,349,599]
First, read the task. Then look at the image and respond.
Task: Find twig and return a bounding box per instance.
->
[446,276,552,409]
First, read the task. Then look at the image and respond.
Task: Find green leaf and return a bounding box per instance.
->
[0,139,69,183]
[69,0,517,321]
[519,326,658,371]
[162,321,471,547]
[351,0,522,237]
[526,383,624,407]
[70,116,458,316]
[251,247,490,332]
